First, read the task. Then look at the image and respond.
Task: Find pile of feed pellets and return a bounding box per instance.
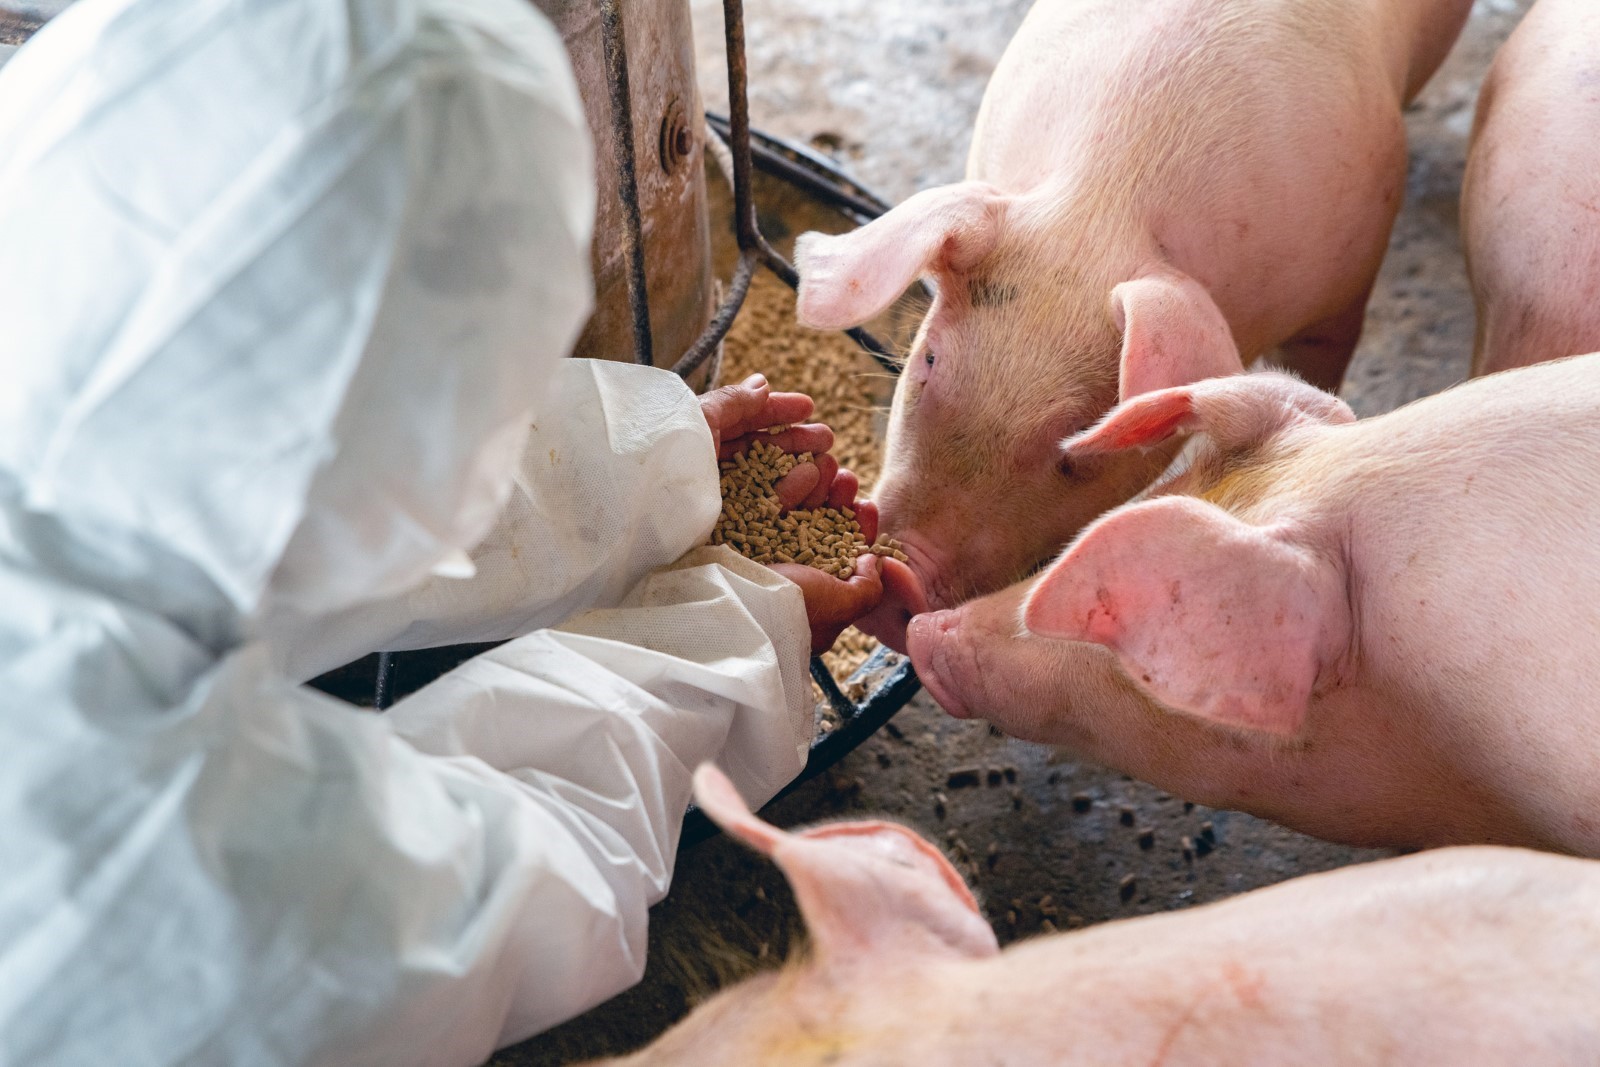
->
[709,437,907,578]
[712,269,913,695]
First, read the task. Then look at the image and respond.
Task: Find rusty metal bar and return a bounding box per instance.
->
[722,0,759,252]
[675,250,756,379]
[599,0,655,367]
[668,0,759,379]
[673,0,899,379]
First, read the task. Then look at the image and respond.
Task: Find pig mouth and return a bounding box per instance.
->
[851,555,929,654]
[852,528,1017,656]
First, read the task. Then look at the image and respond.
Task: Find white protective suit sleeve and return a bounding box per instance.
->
[266,357,732,684]
[3,549,813,1066]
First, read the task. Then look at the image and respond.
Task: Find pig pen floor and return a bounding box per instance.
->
[499,2,1529,1062]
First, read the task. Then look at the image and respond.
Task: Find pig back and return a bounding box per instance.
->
[968,0,1407,358]
[1284,356,1600,851]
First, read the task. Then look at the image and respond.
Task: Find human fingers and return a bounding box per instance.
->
[774,462,823,510]
[827,467,860,511]
[801,453,839,510]
[700,374,772,449]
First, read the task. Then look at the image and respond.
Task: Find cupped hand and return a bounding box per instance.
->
[700,373,833,457]
[771,553,885,654]
[700,374,839,508]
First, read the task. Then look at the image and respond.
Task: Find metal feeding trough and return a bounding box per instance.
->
[0,0,924,843]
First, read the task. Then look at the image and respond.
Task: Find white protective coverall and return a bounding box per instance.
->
[0,1,815,1063]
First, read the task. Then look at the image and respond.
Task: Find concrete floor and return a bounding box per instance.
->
[501,1,1533,1063]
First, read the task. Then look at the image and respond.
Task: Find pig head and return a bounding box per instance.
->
[791,0,1477,646]
[796,182,1242,649]
[908,352,1600,854]
[904,370,1398,843]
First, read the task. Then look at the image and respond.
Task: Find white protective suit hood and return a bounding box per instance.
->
[0,0,594,640]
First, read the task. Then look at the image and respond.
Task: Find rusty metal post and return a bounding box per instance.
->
[599,0,655,367]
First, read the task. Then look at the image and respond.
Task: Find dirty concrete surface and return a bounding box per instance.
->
[500,1,1532,1064]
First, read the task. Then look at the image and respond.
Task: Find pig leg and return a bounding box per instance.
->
[1265,283,1373,393]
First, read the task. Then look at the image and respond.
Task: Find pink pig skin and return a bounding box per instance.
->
[587,767,1600,1067]
[911,353,1600,856]
[796,0,1473,648]
[1464,0,1600,376]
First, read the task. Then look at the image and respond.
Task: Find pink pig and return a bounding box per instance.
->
[795,0,1474,649]
[1464,0,1600,376]
[586,765,1600,1066]
[908,351,1600,856]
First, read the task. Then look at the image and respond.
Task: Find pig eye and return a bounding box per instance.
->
[923,350,935,367]
[1058,453,1089,483]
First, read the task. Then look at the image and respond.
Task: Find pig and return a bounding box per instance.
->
[1463,0,1600,377]
[794,0,1474,648]
[588,764,1600,1066]
[907,350,1600,856]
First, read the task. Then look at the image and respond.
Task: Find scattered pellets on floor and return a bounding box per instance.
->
[947,767,982,790]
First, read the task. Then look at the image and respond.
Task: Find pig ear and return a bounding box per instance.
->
[691,762,786,854]
[794,181,1007,330]
[1022,496,1349,737]
[691,764,999,966]
[1065,371,1355,457]
[1111,271,1245,402]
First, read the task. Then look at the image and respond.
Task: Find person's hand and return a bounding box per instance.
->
[700,373,840,509]
[772,553,885,654]
[702,373,887,650]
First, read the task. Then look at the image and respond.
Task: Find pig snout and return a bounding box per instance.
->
[905,610,978,719]
[905,580,1042,725]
